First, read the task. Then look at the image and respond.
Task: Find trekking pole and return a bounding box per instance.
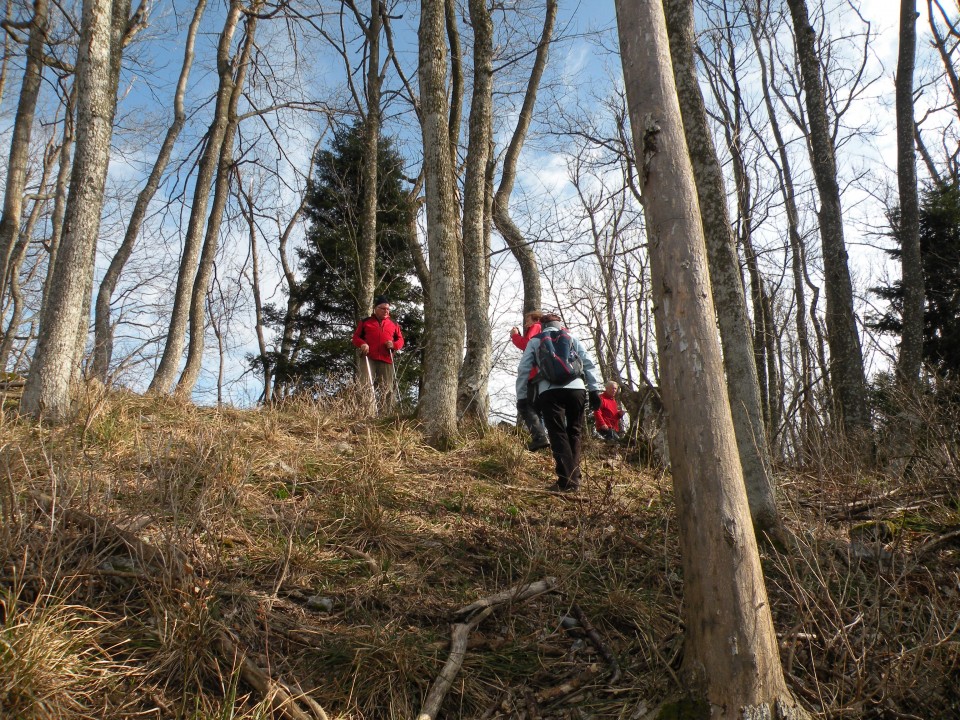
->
[389,349,401,410]
[364,355,376,412]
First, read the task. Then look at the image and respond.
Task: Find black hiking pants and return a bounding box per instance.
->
[536,388,586,489]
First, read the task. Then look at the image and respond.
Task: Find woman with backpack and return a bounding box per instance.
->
[515,313,603,492]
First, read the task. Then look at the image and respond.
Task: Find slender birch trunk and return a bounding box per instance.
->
[896,0,923,386]
[356,0,382,318]
[148,0,243,394]
[0,0,49,302]
[92,0,206,381]
[786,0,871,437]
[456,0,493,421]
[175,6,258,397]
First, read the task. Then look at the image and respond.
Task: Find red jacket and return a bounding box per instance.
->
[352,316,404,363]
[594,393,625,431]
[512,322,541,381]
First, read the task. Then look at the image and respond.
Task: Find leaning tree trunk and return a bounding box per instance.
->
[896,0,923,386]
[0,0,49,303]
[663,0,781,542]
[175,5,258,398]
[491,0,556,315]
[615,1,808,717]
[148,0,243,394]
[418,0,464,449]
[22,0,130,420]
[92,0,206,381]
[785,0,870,437]
[456,0,494,421]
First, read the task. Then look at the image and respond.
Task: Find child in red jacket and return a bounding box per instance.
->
[594,381,626,441]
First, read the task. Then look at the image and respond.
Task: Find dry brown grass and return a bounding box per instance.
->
[0,386,957,718]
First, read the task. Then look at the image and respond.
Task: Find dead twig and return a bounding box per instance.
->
[570,602,621,684]
[453,577,557,620]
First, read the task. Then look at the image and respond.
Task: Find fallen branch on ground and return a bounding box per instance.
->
[570,602,621,684]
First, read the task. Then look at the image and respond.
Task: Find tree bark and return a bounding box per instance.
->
[615,1,805,715]
[92,0,206,381]
[418,0,464,448]
[175,5,258,398]
[491,0,557,315]
[0,0,49,303]
[663,0,781,541]
[148,0,243,394]
[896,0,923,386]
[22,0,130,420]
[356,0,382,319]
[785,0,870,437]
[456,0,493,421]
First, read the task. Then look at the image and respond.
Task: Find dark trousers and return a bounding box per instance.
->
[537,389,586,489]
[517,396,547,441]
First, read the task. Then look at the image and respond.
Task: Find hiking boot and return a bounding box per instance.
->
[527,437,550,452]
[546,482,577,493]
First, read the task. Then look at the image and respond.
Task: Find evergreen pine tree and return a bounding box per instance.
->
[260,122,423,395]
[871,182,960,378]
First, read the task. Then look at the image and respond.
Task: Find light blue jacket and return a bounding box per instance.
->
[516,322,602,401]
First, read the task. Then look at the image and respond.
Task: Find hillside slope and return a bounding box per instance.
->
[0,387,957,719]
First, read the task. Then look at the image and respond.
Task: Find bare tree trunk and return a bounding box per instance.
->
[356,0,382,319]
[0,0,49,302]
[0,0,13,106]
[747,5,815,452]
[663,0,781,541]
[896,0,923,386]
[491,0,557,315]
[148,0,243,394]
[615,1,806,716]
[22,0,130,420]
[785,0,870,437]
[176,6,258,398]
[40,84,75,322]
[419,0,464,448]
[239,177,272,403]
[456,0,493,421]
[92,0,206,381]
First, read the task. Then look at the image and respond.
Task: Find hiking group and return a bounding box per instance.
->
[514,311,616,493]
[351,299,622,493]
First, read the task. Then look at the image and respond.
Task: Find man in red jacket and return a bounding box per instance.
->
[352,296,404,412]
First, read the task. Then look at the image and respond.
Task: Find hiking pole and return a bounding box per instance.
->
[389,349,401,411]
[364,355,376,412]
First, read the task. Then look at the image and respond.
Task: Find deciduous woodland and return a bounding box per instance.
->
[0,0,958,718]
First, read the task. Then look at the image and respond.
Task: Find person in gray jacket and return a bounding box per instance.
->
[516,313,603,492]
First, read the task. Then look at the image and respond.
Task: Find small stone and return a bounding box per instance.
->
[306,596,335,613]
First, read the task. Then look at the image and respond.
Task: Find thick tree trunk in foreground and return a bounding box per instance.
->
[418,0,464,448]
[491,0,556,315]
[456,0,494,421]
[663,0,782,542]
[22,0,129,420]
[615,1,806,716]
[896,0,923,386]
[786,0,870,437]
[148,0,243,394]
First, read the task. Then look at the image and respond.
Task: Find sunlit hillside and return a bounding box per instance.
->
[0,385,957,719]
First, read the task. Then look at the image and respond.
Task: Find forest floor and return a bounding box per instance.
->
[0,385,958,719]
